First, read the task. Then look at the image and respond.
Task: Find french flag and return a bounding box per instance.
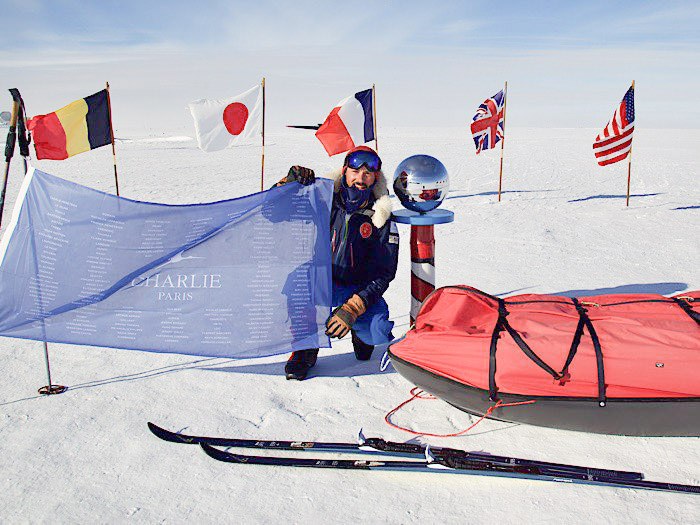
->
[315,88,374,156]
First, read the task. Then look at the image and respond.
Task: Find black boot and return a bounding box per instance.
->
[285,349,319,380]
[351,331,374,361]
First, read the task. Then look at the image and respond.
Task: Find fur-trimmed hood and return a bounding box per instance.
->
[327,168,393,229]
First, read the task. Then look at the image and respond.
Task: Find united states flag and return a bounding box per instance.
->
[471,89,505,154]
[593,85,635,166]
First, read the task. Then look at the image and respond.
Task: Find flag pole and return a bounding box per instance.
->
[372,84,378,152]
[626,147,633,207]
[261,77,266,192]
[498,81,508,202]
[626,80,635,207]
[105,82,120,196]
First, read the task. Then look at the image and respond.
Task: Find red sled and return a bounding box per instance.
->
[388,286,700,436]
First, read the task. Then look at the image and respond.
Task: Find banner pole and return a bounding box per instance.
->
[2,90,64,395]
[372,84,378,152]
[105,82,120,196]
[626,80,635,207]
[26,151,65,395]
[37,342,66,395]
[498,81,508,202]
[31,194,65,395]
[26,167,65,395]
[261,77,266,192]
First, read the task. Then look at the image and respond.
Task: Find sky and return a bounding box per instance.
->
[1,0,699,134]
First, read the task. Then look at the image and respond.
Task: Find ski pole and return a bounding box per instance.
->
[0,96,19,228]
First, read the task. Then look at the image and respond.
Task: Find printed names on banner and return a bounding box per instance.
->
[138,218,167,259]
[244,214,277,348]
[112,308,141,342]
[286,193,316,345]
[0,171,333,358]
[156,309,189,346]
[202,308,234,346]
[28,196,73,319]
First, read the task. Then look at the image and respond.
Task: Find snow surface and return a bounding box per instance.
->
[1,127,698,523]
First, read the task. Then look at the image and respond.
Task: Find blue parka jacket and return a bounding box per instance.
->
[328,168,399,308]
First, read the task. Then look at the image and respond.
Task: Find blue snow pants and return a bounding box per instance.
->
[332,283,394,346]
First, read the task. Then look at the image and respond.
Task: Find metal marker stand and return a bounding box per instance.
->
[393,209,454,325]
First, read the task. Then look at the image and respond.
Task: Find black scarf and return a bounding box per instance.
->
[340,177,372,213]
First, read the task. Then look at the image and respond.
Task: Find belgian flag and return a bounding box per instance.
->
[28,90,112,160]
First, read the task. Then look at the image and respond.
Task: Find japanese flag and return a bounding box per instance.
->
[188,84,263,152]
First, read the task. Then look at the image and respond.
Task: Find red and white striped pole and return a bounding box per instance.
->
[392,154,453,328]
[410,225,435,325]
[393,208,453,327]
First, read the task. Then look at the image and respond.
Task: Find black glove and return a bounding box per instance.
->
[277,166,315,186]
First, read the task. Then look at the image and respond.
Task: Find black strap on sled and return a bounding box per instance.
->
[488,302,506,401]
[672,297,700,326]
[559,312,586,378]
[488,298,607,407]
[488,299,564,401]
[570,299,607,406]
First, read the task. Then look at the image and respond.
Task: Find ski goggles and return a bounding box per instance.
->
[344,150,382,172]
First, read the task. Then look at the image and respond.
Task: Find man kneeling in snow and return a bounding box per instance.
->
[276,146,399,380]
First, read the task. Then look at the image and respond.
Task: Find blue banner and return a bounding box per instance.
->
[0,168,333,358]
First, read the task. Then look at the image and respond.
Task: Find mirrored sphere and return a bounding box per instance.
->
[392,155,449,213]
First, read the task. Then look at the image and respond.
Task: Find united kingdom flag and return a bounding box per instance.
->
[470,89,505,154]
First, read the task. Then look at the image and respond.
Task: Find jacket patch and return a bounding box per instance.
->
[389,221,399,244]
[360,222,372,239]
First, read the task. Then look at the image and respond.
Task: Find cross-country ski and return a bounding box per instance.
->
[199,443,700,495]
[147,422,644,480]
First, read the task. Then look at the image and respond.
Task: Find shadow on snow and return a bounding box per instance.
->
[0,348,396,405]
[568,193,661,203]
[445,189,556,200]
[200,348,395,379]
[553,282,688,297]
